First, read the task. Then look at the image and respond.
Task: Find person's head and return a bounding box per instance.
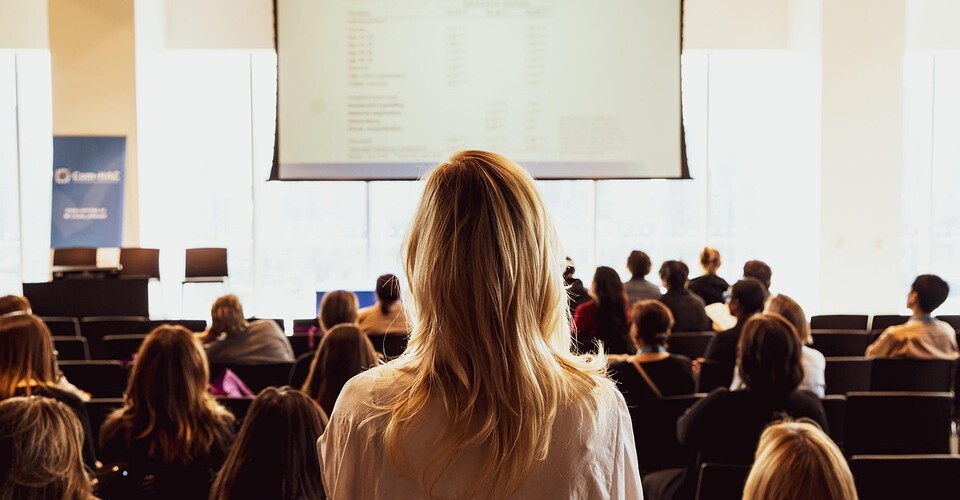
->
[626,251,652,279]
[743,420,857,500]
[728,278,767,321]
[658,260,690,291]
[0,397,94,500]
[301,324,379,415]
[591,266,627,305]
[630,300,674,349]
[743,260,772,291]
[318,290,358,332]
[375,274,402,315]
[210,294,248,338]
[738,313,803,395]
[0,295,31,317]
[0,314,58,399]
[395,151,605,496]
[114,325,232,463]
[563,256,576,280]
[766,294,812,345]
[211,387,328,500]
[908,274,950,315]
[700,247,722,275]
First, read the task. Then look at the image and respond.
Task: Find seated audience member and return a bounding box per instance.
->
[643,314,827,500]
[743,420,856,500]
[608,300,695,402]
[357,274,409,335]
[318,151,642,498]
[866,274,959,360]
[318,290,359,334]
[302,324,380,415]
[0,294,31,316]
[100,326,235,500]
[658,260,711,332]
[743,260,773,296]
[0,397,96,500]
[210,387,328,500]
[703,278,767,366]
[573,266,633,354]
[624,250,662,303]
[564,257,591,316]
[203,294,294,365]
[688,247,729,306]
[0,314,96,467]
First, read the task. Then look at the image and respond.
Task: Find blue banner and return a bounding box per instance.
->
[51,136,126,248]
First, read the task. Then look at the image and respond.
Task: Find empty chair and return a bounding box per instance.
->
[668,332,715,359]
[810,315,869,330]
[870,358,955,392]
[183,247,228,282]
[289,334,321,357]
[695,463,751,500]
[53,247,98,266]
[824,357,872,395]
[79,316,151,359]
[367,333,408,358]
[628,394,705,474]
[209,362,293,394]
[697,360,733,393]
[119,248,160,279]
[821,395,846,448]
[850,455,960,500]
[41,316,80,336]
[102,334,148,363]
[811,331,870,357]
[58,360,127,398]
[288,351,315,388]
[870,314,910,331]
[216,397,254,424]
[53,336,90,360]
[292,318,320,334]
[84,398,123,455]
[844,392,952,456]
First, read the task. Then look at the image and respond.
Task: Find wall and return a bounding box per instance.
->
[0,0,47,49]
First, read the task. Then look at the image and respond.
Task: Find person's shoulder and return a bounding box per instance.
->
[787,389,825,410]
[357,305,377,318]
[247,319,283,334]
[330,364,397,418]
[930,319,957,335]
[575,300,597,313]
[802,345,826,365]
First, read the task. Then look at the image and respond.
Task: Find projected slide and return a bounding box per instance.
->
[277,0,683,180]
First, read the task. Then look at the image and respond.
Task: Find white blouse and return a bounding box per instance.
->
[730,345,827,398]
[318,364,644,499]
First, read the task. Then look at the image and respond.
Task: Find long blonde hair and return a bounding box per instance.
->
[0,314,59,399]
[380,151,605,496]
[743,420,857,500]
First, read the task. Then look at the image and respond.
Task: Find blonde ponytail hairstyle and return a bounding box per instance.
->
[379,151,606,497]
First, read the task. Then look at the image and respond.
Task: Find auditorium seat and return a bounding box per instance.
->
[102,334,148,363]
[869,314,910,331]
[824,357,872,395]
[53,247,97,266]
[810,331,870,357]
[697,360,733,393]
[216,397,254,424]
[850,455,960,500]
[58,360,127,398]
[84,398,123,454]
[629,394,705,474]
[209,362,294,394]
[118,247,160,279]
[292,318,320,333]
[78,316,151,359]
[53,336,90,361]
[821,395,846,448]
[288,352,315,388]
[843,392,952,456]
[289,333,322,357]
[695,463,750,500]
[810,315,869,330]
[668,332,714,359]
[870,358,955,392]
[41,316,81,336]
[368,333,408,358]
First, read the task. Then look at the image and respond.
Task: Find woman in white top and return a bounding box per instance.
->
[356,274,409,335]
[318,151,643,499]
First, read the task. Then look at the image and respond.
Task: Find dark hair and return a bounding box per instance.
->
[564,257,575,279]
[209,294,248,339]
[658,260,690,291]
[730,278,767,319]
[912,274,949,314]
[211,387,327,500]
[626,251,652,278]
[0,295,31,316]
[318,290,358,332]
[592,267,629,348]
[302,324,380,415]
[743,260,772,290]
[631,300,674,347]
[738,314,803,395]
[376,274,401,315]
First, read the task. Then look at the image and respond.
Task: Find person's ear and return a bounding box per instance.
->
[907,290,918,309]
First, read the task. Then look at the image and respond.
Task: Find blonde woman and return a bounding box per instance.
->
[743,420,857,500]
[688,247,729,305]
[318,151,642,499]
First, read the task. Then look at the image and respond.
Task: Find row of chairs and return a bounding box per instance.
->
[810,314,960,331]
[53,246,230,282]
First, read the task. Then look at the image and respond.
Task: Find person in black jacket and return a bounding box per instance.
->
[688,247,729,305]
[564,257,591,317]
[657,261,711,333]
[703,278,767,366]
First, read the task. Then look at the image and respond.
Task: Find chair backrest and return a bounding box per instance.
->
[870,314,910,331]
[53,247,97,266]
[821,394,846,448]
[811,315,869,330]
[84,398,123,455]
[119,248,160,279]
[629,394,706,474]
[151,319,207,332]
[288,351,316,388]
[850,454,960,500]
[53,336,90,361]
[216,397,254,424]
[289,333,322,358]
[102,335,148,363]
[695,463,751,500]
[870,358,955,392]
[811,331,870,357]
[292,318,320,334]
[844,392,953,456]
[824,357,872,395]
[79,317,152,359]
[668,332,715,359]
[367,333,408,358]
[209,363,294,394]
[58,361,128,398]
[697,360,733,393]
[41,316,80,337]
[184,247,228,279]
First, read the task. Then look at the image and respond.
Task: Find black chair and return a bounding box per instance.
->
[119,248,160,279]
[695,463,751,500]
[844,392,953,456]
[217,397,254,423]
[821,395,846,448]
[53,247,97,266]
[870,314,910,331]
[248,317,285,332]
[288,351,316,388]
[697,360,733,393]
[368,333,408,358]
[668,332,714,359]
[870,358,955,392]
[58,361,127,398]
[290,333,322,357]
[850,455,960,500]
[102,335,148,363]
[183,247,228,283]
[79,316,151,359]
[629,394,705,474]
[292,318,320,334]
[824,357,872,395]
[810,315,869,330]
[936,315,960,333]
[53,336,90,360]
[811,331,870,357]
[41,316,80,336]
[84,398,123,455]
[210,363,294,394]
